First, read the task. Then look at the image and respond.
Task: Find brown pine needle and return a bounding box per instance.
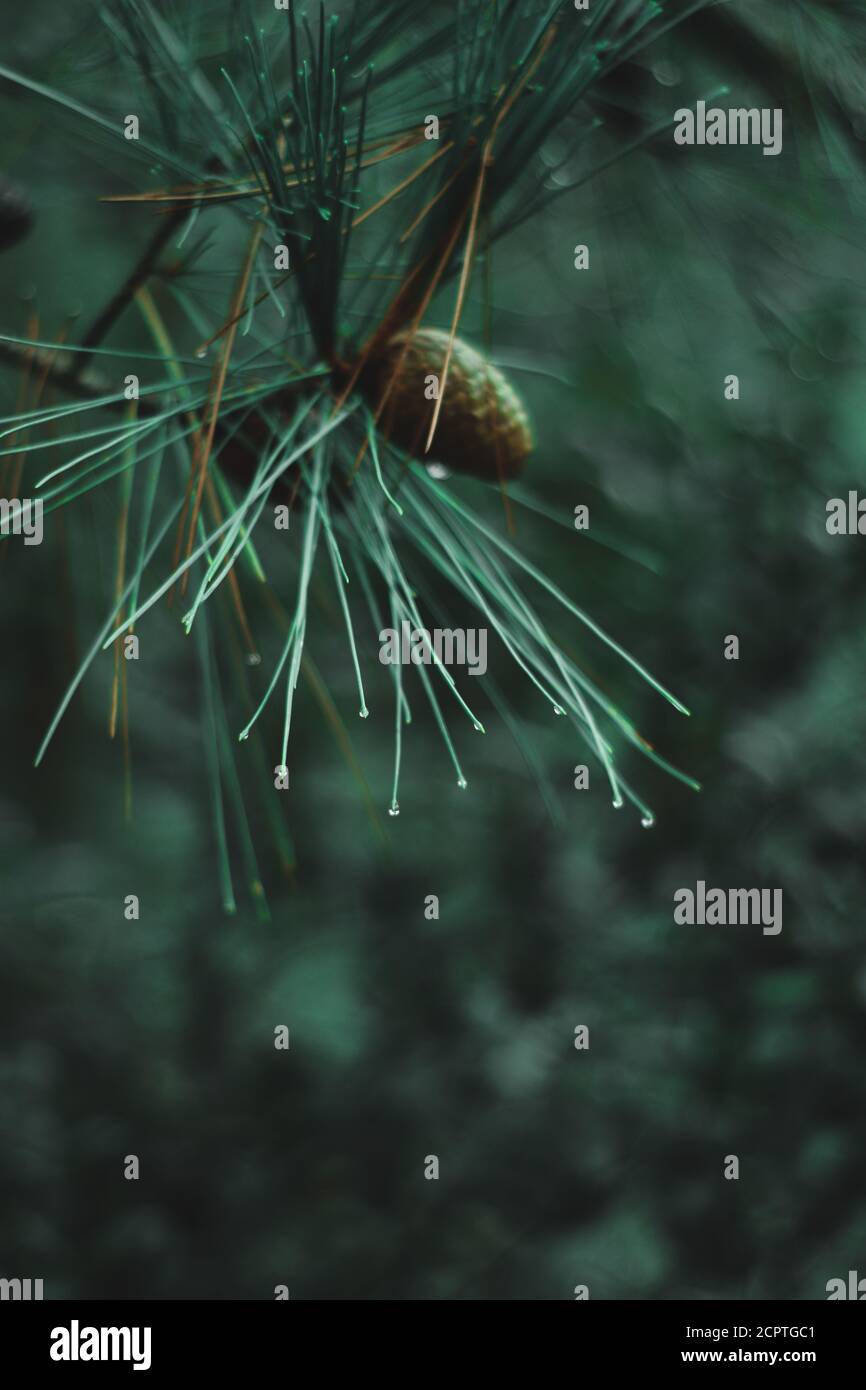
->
[133,285,241,618]
[333,261,435,421]
[109,644,122,739]
[423,154,488,456]
[397,151,474,244]
[344,200,472,478]
[193,257,310,358]
[180,220,264,597]
[422,27,555,459]
[101,127,427,206]
[346,193,473,420]
[193,139,450,358]
[355,140,454,233]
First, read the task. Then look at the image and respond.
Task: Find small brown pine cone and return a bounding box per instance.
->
[361,327,533,481]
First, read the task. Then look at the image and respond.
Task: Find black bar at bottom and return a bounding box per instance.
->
[0,1299,862,1376]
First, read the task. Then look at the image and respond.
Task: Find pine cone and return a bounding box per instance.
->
[362,327,533,481]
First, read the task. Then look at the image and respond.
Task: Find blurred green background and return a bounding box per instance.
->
[1,0,865,1299]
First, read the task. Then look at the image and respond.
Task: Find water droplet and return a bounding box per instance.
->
[359,707,369,719]
[425,462,451,481]
[472,721,483,733]
[640,814,655,829]
[245,651,262,666]
[457,777,468,790]
[553,704,566,716]
[540,134,568,169]
[612,795,624,810]
[388,802,400,817]
[195,346,208,359]
[652,60,681,86]
[239,730,250,742]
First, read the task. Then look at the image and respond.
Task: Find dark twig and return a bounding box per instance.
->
[77,203,188,369]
